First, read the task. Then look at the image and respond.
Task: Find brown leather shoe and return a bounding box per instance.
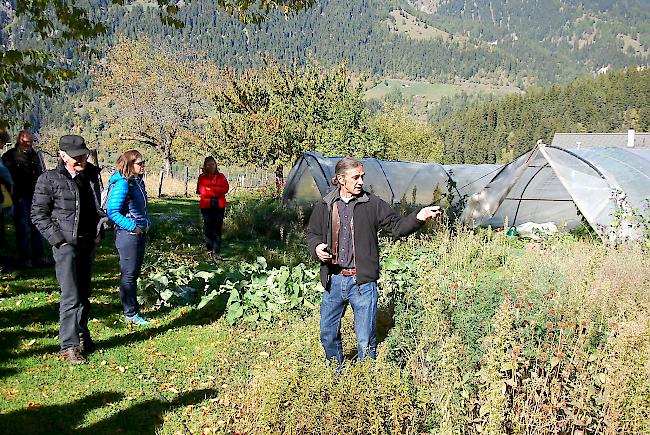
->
[60,346,86,364]
[79,339,97,354]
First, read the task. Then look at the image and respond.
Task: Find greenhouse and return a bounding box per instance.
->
[463,143,650,238]
[282,152,501,209]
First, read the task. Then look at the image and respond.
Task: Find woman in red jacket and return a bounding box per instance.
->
[197,156,229,255]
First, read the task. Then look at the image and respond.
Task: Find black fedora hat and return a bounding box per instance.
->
[59,135,91,157]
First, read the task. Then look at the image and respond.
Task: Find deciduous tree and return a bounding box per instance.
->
[372,105,444,163]
[94,37,217,192]
[208,59,384,171]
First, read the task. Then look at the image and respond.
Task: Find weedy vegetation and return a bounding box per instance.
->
[0,193,648,434]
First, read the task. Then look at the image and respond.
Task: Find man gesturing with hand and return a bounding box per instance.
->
[307,157,441,366]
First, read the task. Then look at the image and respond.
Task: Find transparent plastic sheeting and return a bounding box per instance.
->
[282,152,501,207]
[463,145,650,237]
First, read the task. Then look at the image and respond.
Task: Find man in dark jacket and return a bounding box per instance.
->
[0,131,13,273]
[2,131,45,268]
[306,157,441,365]
[31,135,102,364]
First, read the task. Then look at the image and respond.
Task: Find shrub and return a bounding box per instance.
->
[383,226,649,434]
[228,317,420,435]
[604,319,650,433]
[223,188,313,266]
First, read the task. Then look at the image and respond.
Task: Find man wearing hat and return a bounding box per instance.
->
[31,135,102,364]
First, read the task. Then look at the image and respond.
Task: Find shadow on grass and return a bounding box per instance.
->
[93,296,228,352]
[0,329,55,369]
[0,294,228,370]
[0,388,217,434]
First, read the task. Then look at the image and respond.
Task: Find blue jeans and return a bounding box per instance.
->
[14,197,43,264]
[115,229,147,317]
[320,274,378,364]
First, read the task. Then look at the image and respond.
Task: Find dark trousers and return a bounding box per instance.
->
[0,207,7,269]
[201,205,225,253]
[52,240,96,351]
[115,229,146,317]
[0,207,5,253]
[14,197,43,264]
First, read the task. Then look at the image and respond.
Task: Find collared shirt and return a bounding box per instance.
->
[336,196,356,268]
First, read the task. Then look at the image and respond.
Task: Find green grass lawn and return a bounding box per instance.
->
[0,197,303,434]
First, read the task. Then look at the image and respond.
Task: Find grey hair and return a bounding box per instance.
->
[331,157,363,185]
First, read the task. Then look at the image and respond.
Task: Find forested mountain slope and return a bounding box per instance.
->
[406,0,650,82]
[4,0,647,87]
[437,68,650,164]
[3,0,648,144]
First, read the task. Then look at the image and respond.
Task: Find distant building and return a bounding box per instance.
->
[551,130,650,149]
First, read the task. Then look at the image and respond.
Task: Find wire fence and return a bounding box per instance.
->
[53,150,279,196]
[1,145,284,197]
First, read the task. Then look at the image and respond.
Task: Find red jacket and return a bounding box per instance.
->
[197,172,229,209]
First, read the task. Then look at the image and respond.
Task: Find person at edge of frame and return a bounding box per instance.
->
[0,128,14,273]
[31,135,103,364]
[1,130,46,268]
[306,157,441,367]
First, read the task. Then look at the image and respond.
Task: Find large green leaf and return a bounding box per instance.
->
[195,270,216,280]
[384,257,407,271]
[197,290,219,309]
[256,256,268,269]
[226,302,244,324]
[244,312,260,322]
[227,287,241,304]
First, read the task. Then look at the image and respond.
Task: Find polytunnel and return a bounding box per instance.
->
[462,143,650,238]
[282,152,501,210]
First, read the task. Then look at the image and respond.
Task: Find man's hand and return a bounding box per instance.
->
[416,205,442,222]
[132,226,144,235]
[315,243,333,262]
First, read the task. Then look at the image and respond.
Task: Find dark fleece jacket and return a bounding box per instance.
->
[306,188,424,289]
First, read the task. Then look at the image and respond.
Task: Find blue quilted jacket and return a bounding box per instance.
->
[106,172,150,232]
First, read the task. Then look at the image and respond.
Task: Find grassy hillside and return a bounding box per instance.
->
[365,78,519,105]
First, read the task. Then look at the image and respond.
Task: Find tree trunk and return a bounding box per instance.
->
[89,150,103,189]
[157,169,164,198]
[184,165,189,197]
[164,158,172,179]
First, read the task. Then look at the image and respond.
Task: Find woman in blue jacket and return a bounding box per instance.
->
[106,149,151,325]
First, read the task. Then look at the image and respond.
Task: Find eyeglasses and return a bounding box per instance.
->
[134,160,146,166]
